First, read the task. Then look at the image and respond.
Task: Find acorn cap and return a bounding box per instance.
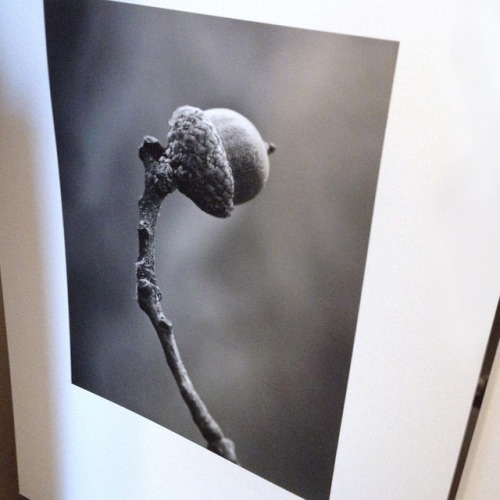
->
[166,106,234,218]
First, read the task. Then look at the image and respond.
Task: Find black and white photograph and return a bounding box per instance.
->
[44,0,398,497]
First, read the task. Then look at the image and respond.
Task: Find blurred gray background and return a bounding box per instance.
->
[45,1,397,498]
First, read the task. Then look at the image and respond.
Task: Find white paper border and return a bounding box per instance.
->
[1,1,499,499]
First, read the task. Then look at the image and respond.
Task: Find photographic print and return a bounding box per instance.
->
[44,0,398,497]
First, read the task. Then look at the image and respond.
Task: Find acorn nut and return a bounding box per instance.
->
[166,105,273,218]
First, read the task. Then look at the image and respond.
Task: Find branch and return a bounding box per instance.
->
[136,136,238,464]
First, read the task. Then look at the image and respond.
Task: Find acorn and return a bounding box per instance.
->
[165,105,273,218]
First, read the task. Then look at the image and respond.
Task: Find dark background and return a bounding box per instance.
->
[45,1,397,498]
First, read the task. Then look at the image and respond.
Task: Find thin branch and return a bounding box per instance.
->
[136,136,238,464]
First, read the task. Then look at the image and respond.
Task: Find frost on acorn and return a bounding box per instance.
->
[166,105,273,218]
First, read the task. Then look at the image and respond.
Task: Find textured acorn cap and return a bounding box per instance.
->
[204,108,270,205]
[166,106,234,218]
